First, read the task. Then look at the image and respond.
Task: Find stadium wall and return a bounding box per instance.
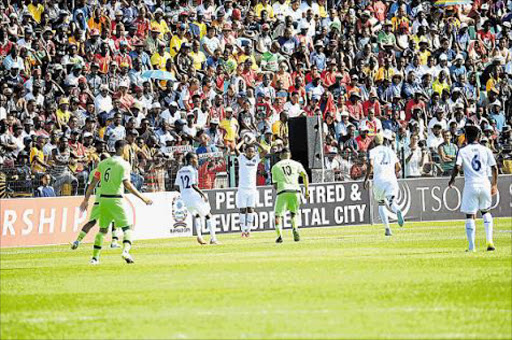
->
[1,176,510,247]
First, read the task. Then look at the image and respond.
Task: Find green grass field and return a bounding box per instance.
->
[1,219,511,340]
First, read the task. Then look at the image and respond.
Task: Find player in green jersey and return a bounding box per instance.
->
[80,140,153,265]
[71,155,121,250]
[271,148,309,243]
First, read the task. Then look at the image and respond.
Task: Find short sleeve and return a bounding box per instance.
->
[368,149,375,161]
[271,165,280,184]
[174,171,180,186]
[191,168,198,185]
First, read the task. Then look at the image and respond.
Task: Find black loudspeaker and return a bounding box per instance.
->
[288,116,324,170]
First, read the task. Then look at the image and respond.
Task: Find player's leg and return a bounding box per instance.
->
[245,190,258,237]
[120,226,134,264]
[481,210,495,251]
[378,201,392,236]
[274,194,287,243]
[461,186,478,252]
[478,184,495,251]
[110,223,120,248]
[288,193,301,242]
[194,214,207,245]
[91,227,109,264]
[237,191,247,236]
[374,185,392,236]
[205,214,219,244]
[386,183,404,227]
[71,219,96,250]
[246,207,255,237]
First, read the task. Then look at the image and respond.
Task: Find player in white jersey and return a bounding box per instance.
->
[449,126,498,252]
[175,152,219,245]
[235,139,268,237]
[364,132,405,236]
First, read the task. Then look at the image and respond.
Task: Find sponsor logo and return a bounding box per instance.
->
[171,196,188,233]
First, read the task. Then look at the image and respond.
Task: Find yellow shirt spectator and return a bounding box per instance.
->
[486,77,499,94]
[150,20,170,39]
[151,50,172,70]
[219,117,239,142]
[418,50,431,65]
[272,120,288,141]
[170,35,188,57]
[432,78,450,95]
[56,109,71,127]
[190,50,206,70]
[254,3,274,18]
[28,3,44,23]
[238,54,258,71]
[375,67,395,82]
[30,147,45,173]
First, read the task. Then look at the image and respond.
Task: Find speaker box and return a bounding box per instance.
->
[288,116,324,170]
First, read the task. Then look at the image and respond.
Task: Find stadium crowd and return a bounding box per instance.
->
[0,0,511,198]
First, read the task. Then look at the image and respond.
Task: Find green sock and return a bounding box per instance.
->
[123,228,132,252]
[76,231,87,242]
[92,232,105,259]
[291,216,298,231]
[275,220,282,237]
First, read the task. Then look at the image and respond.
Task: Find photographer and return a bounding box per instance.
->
[404,135,427,178]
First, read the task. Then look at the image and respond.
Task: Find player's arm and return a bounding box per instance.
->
[299,169,310,199]
[191,184,208,202]
[123,179,153,205]
[253,141,268,157]
[448,164,460,188]
[491,165,498,195]
[80,175,100,212]
[363,159,373,190]
[395,160,401,175]
[235,139,244,156]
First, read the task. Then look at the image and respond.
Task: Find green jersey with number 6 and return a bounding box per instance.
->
[94,156,131,196]
[271,159,306,194]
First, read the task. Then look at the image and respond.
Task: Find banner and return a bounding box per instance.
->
[372,175,512,223]
[0,192,192,248]
[204,181,372,235]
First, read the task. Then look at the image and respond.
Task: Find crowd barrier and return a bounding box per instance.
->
[1,175,510,248]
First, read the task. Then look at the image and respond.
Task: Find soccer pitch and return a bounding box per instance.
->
[1,219,511,339]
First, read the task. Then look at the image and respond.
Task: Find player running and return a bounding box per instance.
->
[448,126,498,252]
[364,131,405,236]
[235,138,268,237]
[80,140,153,265]
[271,148,309,243]
[71,155,121,250]
[175,152,219,245]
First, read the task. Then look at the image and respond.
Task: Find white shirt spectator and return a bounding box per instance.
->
[95,94,114,114]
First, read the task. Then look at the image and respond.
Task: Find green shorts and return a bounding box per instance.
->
[98,197,130,229]
[274,192,300,217]
[89,202,100,222]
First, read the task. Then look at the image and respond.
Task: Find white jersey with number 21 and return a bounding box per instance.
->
[456,143,496,186]
[369,145,399,186]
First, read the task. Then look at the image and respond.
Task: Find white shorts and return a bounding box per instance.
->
[373,181,399,204]
[461,184,492,214]
[236,188,258,209]
[182,193,211,217]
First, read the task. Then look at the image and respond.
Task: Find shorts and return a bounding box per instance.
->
[275,192,300,217]
[236,188,258,209]
[89,201,100,222]
[461,184,492,214]
[182,193,211,217]
[373,181,399,204]
[98,197,131,229]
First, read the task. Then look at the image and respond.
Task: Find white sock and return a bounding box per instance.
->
[240,213,247,232]
[246,213,254,232]
[378,205,390,231]
[194,217,202,238]
[465,219,476,251]
[206,218,216,241]
[482,213,493,244]
[388,198,400,214]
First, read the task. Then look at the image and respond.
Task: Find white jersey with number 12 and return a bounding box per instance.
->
[175,165,199,196]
